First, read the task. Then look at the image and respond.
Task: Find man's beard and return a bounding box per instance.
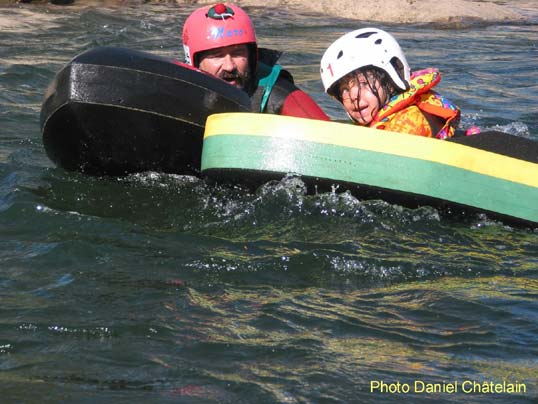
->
[219,69,252,92]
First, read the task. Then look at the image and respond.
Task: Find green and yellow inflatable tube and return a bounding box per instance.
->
[201,112,538,227]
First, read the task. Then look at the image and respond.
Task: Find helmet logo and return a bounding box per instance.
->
[208,27,247,40]
[207,3,235,20]
[183,44,191,65]
[323,63,334,77]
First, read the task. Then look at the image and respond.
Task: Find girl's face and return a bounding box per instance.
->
[337,71,390,125]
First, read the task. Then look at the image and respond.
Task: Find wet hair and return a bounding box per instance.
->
[338,65,403,100]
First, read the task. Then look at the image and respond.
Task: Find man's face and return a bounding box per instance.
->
[198,44,251,91]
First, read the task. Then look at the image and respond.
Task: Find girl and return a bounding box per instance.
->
[320,28,461,139]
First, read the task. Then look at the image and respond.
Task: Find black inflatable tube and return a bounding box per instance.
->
[41,47,251,176]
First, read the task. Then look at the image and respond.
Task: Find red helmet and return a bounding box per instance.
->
[182,3,257,69]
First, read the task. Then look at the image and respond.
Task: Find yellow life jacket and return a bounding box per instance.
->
[370,68,460,139]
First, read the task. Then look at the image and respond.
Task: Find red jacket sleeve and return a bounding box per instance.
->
[280,89,330,121]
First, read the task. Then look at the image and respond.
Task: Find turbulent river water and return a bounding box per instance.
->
[1,3,538,403]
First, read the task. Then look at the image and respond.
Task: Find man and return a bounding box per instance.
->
[182,3,330,120]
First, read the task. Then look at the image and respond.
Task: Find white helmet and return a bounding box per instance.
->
[320,28,410,97]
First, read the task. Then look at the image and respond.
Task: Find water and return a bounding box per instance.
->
[1,3,538,403]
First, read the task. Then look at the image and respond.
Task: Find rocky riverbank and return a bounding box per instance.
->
[2,0,537,24]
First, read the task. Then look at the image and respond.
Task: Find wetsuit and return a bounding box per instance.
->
[250,48,330,121]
